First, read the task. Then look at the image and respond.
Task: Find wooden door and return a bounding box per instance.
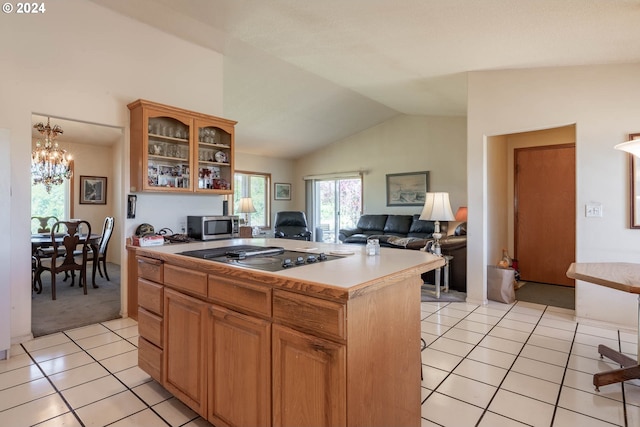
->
[272,324,346,427]
[163,288,208,416]
[208,305,271,427]
[515,145,575,286]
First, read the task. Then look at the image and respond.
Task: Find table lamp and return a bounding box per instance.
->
[237,197,256,225]
[420,192,455,255]
[455,206,468,222]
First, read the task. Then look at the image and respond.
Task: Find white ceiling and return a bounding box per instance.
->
[90,0,640,158]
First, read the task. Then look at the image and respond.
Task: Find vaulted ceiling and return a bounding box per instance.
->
[91,0,640,158]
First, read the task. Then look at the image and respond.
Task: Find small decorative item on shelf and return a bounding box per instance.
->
[212,179,230,190]
[214,151,227,163]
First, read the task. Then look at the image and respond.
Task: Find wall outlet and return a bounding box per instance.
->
[585,203,603,217]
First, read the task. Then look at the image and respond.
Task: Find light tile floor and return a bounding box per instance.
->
[421,300,640,427]
[0,300,638,426]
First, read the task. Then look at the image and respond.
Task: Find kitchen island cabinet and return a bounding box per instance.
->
[163,288,208,416]
[135,239,444,427]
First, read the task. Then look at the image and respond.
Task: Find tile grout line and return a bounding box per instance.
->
[421,301,523,423]
[423,302,631,427]
[547,320,578,427]
[59,324,175,427]
[19,342,86,427]
[617,329,630,427]
[472,303,551,427]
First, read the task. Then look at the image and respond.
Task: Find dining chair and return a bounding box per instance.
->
[31,216,58,234]
[34,220,92,300]
[31,255,41,294]
[86,216,114,286]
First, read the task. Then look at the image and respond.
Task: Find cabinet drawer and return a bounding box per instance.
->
[273,290,346,341]
[138,279,164,315]
[138,308,163,347]
[138,337,162,383]
[209,276,272,318]
[164,264,207,297]
[137,256,163,282]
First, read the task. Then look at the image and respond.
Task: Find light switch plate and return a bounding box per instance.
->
[585,203,603,217]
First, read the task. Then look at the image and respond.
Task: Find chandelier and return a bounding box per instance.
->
[31,118,72,193]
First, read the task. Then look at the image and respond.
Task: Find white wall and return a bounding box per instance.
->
[0,130,11,357]
[295,115,468,215]
[468,64,640,328]
[1,0,226,343]
[486,134,508,266]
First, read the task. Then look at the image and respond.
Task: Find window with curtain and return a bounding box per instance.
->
[304,172,363,243]
[234,171,271,228]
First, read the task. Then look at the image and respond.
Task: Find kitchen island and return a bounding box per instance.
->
[134,238,444,427]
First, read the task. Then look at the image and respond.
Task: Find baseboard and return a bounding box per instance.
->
[11,332,34,346]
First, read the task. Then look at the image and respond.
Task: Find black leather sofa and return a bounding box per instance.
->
[339,214,467,292]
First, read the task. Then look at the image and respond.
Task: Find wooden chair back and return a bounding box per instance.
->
[98,217,115,256]
[50,220,92,274]
[31,216,59,233]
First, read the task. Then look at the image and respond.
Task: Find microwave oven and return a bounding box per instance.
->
[187,215,239,241]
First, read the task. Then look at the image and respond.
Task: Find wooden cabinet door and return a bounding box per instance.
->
[163,288,208,416]
[272,324,346,427]
[208,305,271,427]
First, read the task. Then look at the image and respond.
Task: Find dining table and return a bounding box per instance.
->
[566,262,640,391]
[31,232,102,288]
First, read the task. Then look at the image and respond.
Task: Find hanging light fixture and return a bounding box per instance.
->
[31,117,72,193]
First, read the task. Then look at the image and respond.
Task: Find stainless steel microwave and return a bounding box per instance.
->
[187,215,239,241]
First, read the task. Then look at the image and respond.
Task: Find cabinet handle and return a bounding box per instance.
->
[137,256,163,266]
[311,342,327,352]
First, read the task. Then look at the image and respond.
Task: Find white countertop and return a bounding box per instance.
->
[136,238,444,291]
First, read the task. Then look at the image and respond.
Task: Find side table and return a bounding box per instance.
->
[434,255,453,299]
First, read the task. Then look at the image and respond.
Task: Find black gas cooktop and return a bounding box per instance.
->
[178,245,343,272]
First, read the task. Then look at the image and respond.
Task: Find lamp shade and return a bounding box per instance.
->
[455,206,468,222]
[419,192,455,221]
[615,139,640,156]
[237,197,256,214]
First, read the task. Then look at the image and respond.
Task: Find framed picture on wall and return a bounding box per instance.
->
[274,182,291,200]
[80,176,107,205]
[386,171,429,206]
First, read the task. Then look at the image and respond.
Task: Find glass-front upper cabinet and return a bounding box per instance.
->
[128,99,236,194]
[146,115,191,191]
[194,119,234,194]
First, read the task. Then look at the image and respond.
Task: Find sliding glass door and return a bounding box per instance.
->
[313,177,361,243]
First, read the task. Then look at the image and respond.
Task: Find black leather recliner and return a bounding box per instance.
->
[274,211,312,241]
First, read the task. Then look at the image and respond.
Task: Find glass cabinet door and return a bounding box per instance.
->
[146,116,191,190]
[195,123,232,193]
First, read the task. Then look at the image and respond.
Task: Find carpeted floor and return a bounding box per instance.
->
[421,283,467,302]
[31,262,122,337]
[515,281,575,310]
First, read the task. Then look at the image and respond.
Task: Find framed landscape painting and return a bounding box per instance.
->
[80,176,107,204]
[274,182,291,200]
[386,171,429,206]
